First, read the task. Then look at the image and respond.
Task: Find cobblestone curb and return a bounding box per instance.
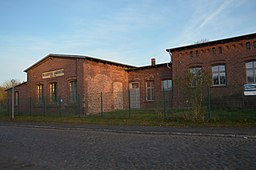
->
[6,123,256,139]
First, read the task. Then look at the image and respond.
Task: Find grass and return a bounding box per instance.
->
[0,109,255,127]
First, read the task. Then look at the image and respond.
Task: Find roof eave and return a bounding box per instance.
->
[166,32,256,52]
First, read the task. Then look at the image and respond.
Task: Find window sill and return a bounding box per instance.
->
[145,100,155,102]
[211,84,227,88]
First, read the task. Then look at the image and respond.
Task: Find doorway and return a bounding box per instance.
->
[129,82,140,109]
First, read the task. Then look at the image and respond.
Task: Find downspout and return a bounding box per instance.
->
[167,50,172,63]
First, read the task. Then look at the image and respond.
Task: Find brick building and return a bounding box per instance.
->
[128,60,172,109]
[166,33,256,108]
[7,32,256,114]
[7,54,172,115]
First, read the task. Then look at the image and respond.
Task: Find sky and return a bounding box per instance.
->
[0,0,255,85]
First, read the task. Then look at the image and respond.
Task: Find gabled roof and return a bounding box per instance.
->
[166,32,256,52]
[5,82,27,91]
[24,54,136,72]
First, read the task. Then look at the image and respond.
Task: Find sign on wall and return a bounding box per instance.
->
[244,84,256,96]
[42,69,64,79]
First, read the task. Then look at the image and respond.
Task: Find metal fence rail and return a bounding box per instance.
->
[3,85,256,120]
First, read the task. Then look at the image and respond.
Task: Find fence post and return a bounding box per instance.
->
[207,86,211,119]
[163,89,166,117]
[128,89,131,118]
[78,95,81,118]
[58,96,62,117]
[29,97,32,116]
[43,95,46,116]
[100,92,103,117]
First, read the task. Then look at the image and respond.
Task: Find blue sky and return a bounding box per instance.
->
[0,0,255,85]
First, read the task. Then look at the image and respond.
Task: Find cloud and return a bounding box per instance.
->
[174,0,244,46]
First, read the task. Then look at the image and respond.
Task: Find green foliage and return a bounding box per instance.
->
[0,109,255,127]
[0,80,21,112]
[175,70,211,122]
[0,86,7,112]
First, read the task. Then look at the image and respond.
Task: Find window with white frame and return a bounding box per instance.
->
[212,65,226,86]
[190,67,202,86]
[146,81,155,101]
[246,61,256,83]
[162,80,172,91]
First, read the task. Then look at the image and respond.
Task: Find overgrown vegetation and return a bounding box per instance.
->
[0,79,21,112]
[175,70,211,122]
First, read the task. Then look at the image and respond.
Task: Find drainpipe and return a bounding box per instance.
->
[167,50,172,63]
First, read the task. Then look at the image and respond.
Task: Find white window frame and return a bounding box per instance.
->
[246,61,256,83]
[146,81,155,101]
[212,65,226,86]
[190,67,202,87]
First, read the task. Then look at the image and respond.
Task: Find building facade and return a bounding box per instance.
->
[7,54,172,115]
[7,32,256,114]
[166,33,256,108]
[128,61,172,109]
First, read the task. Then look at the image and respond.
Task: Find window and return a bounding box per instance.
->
[212,65,226,86]
[246,42,251,49]
[146,81,155,101]
[219,47,222,54]
[246,61,256,83]
[190,67,202,86]
[190,51,193,58]
[212,48,216,56]
[254,41,256,49]
[196,50,199,57]
[69,81,77,103]
[162,80,172,91]
[15,91,19,106]
[37,84,44,104]
[49,82,57,103]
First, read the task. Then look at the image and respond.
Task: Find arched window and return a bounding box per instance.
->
[69,80,77,103]
[190,67,202,86]
[49,82,57,103]
[37,84,44,104]
[246,61,256,83]
[212,65,226,86]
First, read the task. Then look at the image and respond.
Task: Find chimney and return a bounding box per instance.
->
[151,58,156,66]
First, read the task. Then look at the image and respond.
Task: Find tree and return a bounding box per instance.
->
[175,70,211,121]
[0,86,7,112]
[2,79,21,89]
[0,80,21,112]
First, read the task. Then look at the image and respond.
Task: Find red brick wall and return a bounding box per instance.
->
[7,82,28,114]
[128,64,172,108]
[171,37,256,108]
[83,59,130,114]
[26,57,82,114]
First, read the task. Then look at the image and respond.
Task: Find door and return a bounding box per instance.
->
[129,82,140,109]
